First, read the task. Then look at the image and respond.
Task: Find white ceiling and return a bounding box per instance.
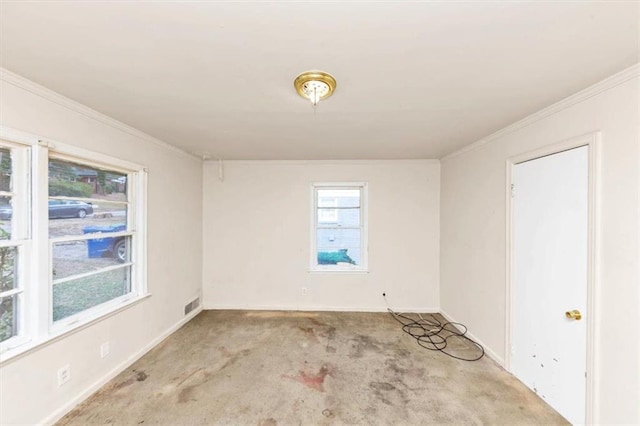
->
[1,1,638,160]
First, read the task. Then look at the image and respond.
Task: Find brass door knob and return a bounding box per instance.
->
[565,310,582,320]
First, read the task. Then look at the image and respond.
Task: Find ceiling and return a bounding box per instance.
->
[1,1,638,160]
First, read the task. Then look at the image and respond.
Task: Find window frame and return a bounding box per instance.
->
[0,141,32,351]
[0,129,148,362]
[310,182,368,273]
[47,152,139,331]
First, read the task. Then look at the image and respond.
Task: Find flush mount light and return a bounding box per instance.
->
[294,70,337,108]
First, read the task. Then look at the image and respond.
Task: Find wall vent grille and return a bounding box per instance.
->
[184,297,200,315]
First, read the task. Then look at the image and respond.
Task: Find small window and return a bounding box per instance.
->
[311,183,367,271]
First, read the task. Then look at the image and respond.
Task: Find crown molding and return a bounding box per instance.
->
[441,63,640,162]
[0,67,201,162]
[203,159,440,166]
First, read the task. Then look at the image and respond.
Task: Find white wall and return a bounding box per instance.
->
[440,70,639,423]
[2,64,635,425]
[0,74,203,425]
[203,160,440,312]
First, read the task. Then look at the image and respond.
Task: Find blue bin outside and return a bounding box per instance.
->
[83,224,126,258]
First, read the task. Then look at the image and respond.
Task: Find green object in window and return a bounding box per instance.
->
[317,249,356,265]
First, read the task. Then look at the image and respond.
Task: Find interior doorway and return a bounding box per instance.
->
[506,134,599,425]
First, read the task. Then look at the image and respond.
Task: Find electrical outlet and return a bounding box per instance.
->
[301,287,308,296]
[101,341,110,359]
[58,365,71,387]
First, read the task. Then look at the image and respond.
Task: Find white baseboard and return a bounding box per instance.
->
[439,309,505,367]
[202,304,439,313]
[41,306,203,426]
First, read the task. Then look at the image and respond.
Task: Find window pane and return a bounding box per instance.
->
[49,158,127,201]
[49,200,127,237]
[317,189,361,226]
[0,246,18,292]
[0,148,12,193]
[0,196,13,239]
[317,207,360,227]
[317,208,338,223]
[317,229,361,266]
[53,266,131,322]
[0,294,18,342]
[317,189,360,208]
[53,236,130,281]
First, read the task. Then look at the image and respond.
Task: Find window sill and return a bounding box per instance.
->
[0,293,151,366]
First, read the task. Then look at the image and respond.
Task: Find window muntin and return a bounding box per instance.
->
[312,184,367,271]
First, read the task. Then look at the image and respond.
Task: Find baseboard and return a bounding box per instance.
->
[203,303,439,313]
[41,306,203,426]
[439,309,505,367]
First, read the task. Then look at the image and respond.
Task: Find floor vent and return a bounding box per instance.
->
[184,297,200,315]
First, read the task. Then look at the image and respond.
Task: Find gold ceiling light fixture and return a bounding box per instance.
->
[293,70,337,108]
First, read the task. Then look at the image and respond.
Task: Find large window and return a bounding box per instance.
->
[0,146,29,346]
[49,157,135,325]
[0,135,147,358]
[311,183,368,272]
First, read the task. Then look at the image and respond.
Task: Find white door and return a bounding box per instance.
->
[512,146,588,425]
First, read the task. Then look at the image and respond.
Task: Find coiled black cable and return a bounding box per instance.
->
[387,308,485,361]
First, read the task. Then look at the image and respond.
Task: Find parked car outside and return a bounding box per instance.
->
[0,200,94,220]
[49,200,94,218]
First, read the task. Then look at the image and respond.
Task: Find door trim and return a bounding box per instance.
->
[505,132,600,424]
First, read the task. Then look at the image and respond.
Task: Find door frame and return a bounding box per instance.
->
[505,132,600,424]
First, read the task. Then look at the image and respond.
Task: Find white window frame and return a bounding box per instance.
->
[0,141,32,351]
[310,182,368,273]
[0,128,148,362]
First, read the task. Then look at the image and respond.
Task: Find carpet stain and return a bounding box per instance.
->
[173,368,215,403]
[283,364,334,392]
[221,349,251,370]
[349,334,384,358]
[218,346,232,357]
[318,326,337,353]
[245,311,319,319]
[113,378,134,390]
[177,385,196,403]
[298,326,319,343]
[369,381,410,406]
[135,371,148,381]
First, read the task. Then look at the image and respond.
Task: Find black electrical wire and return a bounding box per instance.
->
[386,306,485,362]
